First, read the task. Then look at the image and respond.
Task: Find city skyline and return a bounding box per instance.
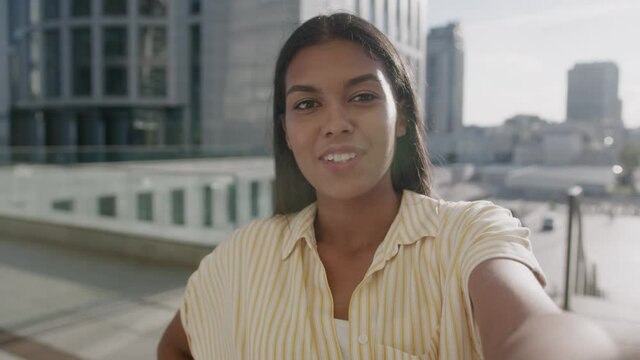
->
[428,0,640,128]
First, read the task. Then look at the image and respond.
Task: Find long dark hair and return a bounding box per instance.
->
[273,13,431,214]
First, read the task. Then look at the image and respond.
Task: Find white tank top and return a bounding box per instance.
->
[334,319,350,360]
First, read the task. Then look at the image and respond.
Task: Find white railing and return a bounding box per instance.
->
[0,162,275,246]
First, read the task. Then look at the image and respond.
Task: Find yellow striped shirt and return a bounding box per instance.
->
[181,190,546,359]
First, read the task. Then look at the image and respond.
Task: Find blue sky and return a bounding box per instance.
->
[427,0,640,128]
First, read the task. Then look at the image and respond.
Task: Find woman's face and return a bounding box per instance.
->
[283,39,406,201]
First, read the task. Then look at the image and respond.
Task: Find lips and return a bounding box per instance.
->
[318,145,362,171]
[322,152,357,163]
[318,145,362,160]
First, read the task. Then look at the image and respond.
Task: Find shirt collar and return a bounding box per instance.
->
[281,202,317,260]
[376,190,440,261]
[280,190,440,261]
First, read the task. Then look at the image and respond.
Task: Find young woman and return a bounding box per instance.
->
[158,13,617,360]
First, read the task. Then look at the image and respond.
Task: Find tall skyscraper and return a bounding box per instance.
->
[3,0,428,163]
[566,62,623,128]
[426,22,464,134]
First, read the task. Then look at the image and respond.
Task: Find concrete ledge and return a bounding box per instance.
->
[0,215,214,267]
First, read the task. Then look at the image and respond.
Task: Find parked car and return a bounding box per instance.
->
[542,216,555,231]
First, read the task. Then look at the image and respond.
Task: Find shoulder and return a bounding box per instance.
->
[184,215,294,303]
[203,215,292,268]
[437,199,521,232]
[434,199,532,264]
[401,191,514,229]
[438,198,503,219]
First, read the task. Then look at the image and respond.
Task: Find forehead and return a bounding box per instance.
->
[285,39,386,86]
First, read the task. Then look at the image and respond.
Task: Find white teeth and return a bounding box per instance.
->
[323,152,357,163]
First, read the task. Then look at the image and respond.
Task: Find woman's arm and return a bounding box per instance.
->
[157,311,193,360]
[469,258,618,360]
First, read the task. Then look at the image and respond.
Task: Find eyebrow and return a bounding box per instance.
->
[285,73,381,97]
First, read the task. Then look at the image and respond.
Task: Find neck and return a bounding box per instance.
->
[315,177,402,253]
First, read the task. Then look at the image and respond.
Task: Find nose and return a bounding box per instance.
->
[323,102,354,137]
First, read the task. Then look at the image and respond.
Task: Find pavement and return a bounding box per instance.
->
[0,238,193,360]
[1,200,640,359]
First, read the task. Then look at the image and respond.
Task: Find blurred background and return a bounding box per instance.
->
[0,0,639,359]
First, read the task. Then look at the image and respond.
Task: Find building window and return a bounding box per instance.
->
[190,24,201,145]
[250,181,260,217]
[139,67,166,96]
[405,0,411,44]
[396,0,401,38]
[137,192,153,221]
[414,0,420,47]
[103,0,127,15]
[72,27,92,96]
[382,0,388,32]
[139,0,167,17]
[139,26,166,59]
[98,195,117,217]
[171,189,185,225]
[139,26,167,97]
[28,32,42,98]
[105,67,128,96]
[44,29,61,97]
[203,185,212,226]
[132,109,163,145]
[227,182,237,225]
[104,27,128,95]
[43,0,60,20]
[52,199,73,212]
[28,0,41,24]
[70,0,91,17]
[164,108,183,146]
[369,0,375,24]
[104,27,127,57]
[190,0,200,14]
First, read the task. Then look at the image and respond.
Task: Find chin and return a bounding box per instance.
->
[314,181,379,202]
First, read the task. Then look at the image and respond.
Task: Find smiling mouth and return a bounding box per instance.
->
[322,152,357,163]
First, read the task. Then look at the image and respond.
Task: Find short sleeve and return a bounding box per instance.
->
[437,200,547,358]
[458,201,547,290]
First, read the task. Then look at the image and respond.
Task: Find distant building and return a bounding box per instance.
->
[629,128,640,146]
[428,126,495,165]
[3,0,427,163]
[567,62,622,127]
[504,166,615,198]
[566,62,625,151]
[426,22,464,134]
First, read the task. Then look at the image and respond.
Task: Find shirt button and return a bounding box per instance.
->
[358,334,368,345]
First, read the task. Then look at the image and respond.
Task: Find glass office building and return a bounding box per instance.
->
[3,0,427,163]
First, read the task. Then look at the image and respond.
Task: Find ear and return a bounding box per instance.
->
[281,114,292,149]
[395,104,408,137]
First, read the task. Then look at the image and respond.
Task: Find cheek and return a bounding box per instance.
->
[285,126,314,161]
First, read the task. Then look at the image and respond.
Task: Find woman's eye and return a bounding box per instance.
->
[293,100,318,110]
[351,93,377,102]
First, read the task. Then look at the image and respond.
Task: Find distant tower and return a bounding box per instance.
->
[426,22,464,134]
[566,62,623,128]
